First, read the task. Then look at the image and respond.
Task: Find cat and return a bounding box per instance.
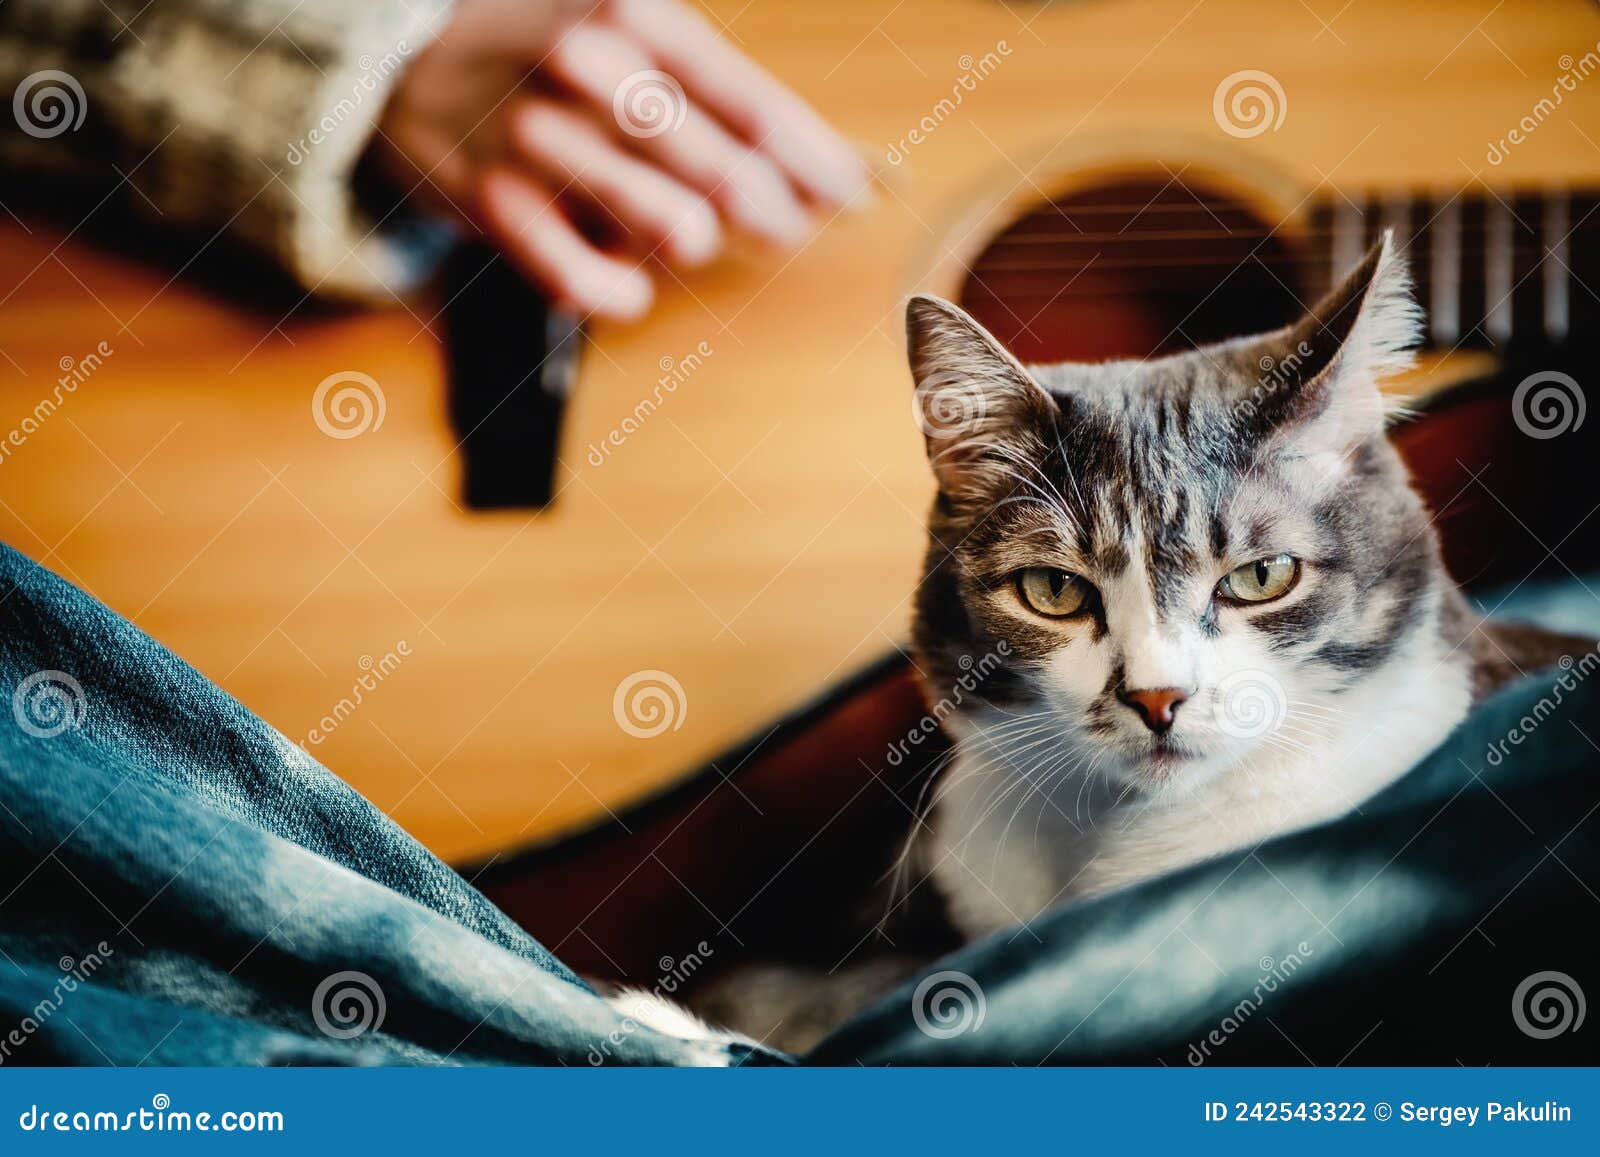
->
[672,233,1589,1053]
[900,231,1572,938]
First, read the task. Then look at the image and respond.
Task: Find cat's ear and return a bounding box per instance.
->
[1244,230,1421,457]
[906,294,1057,498]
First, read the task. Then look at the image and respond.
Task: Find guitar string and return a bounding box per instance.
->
[964,249,1586,275]
[967,194,1596,216]
[985,228,1596,245]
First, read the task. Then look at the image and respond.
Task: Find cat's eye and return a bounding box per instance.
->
[1015,567,1094,618]
[1217,554,1300,604]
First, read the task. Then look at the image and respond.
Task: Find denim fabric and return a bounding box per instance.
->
[0,544,772,1066]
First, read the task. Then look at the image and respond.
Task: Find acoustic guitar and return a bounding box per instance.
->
[0,0,1595,867]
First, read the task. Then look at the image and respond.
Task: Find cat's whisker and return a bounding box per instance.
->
[1281,707,1346,737]
[1079,750,1118,832]
[1250,728,1315,754]
[1279,717,1338,741]
[953,731,1056,782]
[966,720,1073,770]
[1074,756,1094,822]
[974,452,1078,527]
[960,744,1048,825]
[883,743,973,911]
[989,440,1078,515]
[1282,701,1350,721]
[965,727,1093,857]
[1036,751,1094,842]
[1012,746,1096,850]
[993,747,1082,875]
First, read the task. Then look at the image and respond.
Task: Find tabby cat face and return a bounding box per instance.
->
[908,235,1446,794]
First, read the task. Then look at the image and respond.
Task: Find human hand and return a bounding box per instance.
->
[371,0,871,320]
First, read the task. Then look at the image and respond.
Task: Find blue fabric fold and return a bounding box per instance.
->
[0,544,773,1067]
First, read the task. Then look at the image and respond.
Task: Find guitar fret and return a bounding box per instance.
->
[1332,194,1366,278]
[1485,196,1513,342]
[1430,195,1462,345]
[1544,189,1571,343]
[1381,192,1411,251]
[982,184,1597,360]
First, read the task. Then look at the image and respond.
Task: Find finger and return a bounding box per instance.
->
[507,98,722,267]
[607,0,870,208]
[474,165,653,320]
[444,0,601,55]
[545,23,812,245]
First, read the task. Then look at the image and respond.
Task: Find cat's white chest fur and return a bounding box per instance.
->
[922,633,1474,940]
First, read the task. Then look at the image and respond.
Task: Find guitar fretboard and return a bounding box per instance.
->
[958,178,1597,365]
[1308,189,1598,352]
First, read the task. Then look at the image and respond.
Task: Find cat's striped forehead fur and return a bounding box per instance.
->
[908,235,1449,789]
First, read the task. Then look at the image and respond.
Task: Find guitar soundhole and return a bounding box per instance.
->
[957,176,1303,363]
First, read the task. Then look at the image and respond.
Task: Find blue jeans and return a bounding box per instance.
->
[0,544,775,1066]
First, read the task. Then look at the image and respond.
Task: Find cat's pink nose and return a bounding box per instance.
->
[1118,687,1190,734]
